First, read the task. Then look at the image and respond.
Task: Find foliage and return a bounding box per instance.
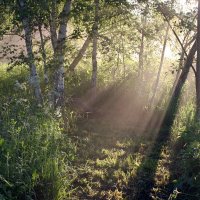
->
[0,0,200,199]
[169,102,200,200]
[0,66,76,200]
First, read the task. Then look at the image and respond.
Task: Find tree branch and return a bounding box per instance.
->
[159,7,197,76]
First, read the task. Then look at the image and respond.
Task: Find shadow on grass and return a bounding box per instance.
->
[71,104,175,200]
[166,117,200,200]
[124,99,200,200]
[124,126,171,200]
[123,96,180,200]
[70,88,186,199]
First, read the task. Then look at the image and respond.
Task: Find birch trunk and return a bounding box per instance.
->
[138,28,144,78]
[69,35,92,71]
[138,15,146,79]
[122,35,126,79]
[53,0,72,107]
[38,24,48,83]
[113,45,120,81]
[91,35,98,89]
[149,24,170,107]
[18,0,43,104]
[49,0,57,53]
[196,0,200,120]
[91,0,99,93]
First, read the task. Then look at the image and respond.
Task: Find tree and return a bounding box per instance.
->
[164,40,196,128]
[69,35,92,72]
[196,0,200,120]
[49,0,58,53]
[138,15,145,79]
[18,0,43,104]
[149,23,170,107]
[38,23,48,83]
[52,0,72,107]
[91,0,99,94]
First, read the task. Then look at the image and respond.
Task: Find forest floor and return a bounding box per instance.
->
[69,117,186,200]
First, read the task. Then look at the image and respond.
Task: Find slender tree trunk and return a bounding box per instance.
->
[91,35,98,89]
[174,36,196,85]
[163,40,196,128]
[149,24,170,107]
[174,50,184,87]
[196,0,200,120]
[38,24,48,83]
[114,45,120,80]
[138,14,147,79]
[53,0,72,107]
[49,0,57,53]
[18,0,43,104]
[69,35,92,71]
[122,35,126,79]
[138,24,144,78]
[91,0,99,93]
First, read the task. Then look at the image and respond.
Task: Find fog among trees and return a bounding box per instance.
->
[0,0,200,199]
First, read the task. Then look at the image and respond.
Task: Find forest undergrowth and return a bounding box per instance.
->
[70,102,200,200]
[0,66,200,200]
[1,0,200,199]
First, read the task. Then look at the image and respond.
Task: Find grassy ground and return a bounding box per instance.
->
[0,66,77,200]
[0,65,199,200]
[69,115,200,200]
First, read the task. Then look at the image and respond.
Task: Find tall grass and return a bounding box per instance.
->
[0,65,76,200]
[170,100,200,199]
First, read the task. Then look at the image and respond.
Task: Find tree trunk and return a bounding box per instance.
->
[163,40,196,128]
[138,15,146,79]
[91,35,98,89]
[174,35,196,85]
[38,24,48,83]
[69,35,92,71]
[53,0,72,107]
[196,0,200,120]
[149,24,170,107]
[138,26,144,78]
[113,44,120,81]
[18,0,43,104]
[49,0,57,53]
[91,0,99,93]
[122,34,126,79]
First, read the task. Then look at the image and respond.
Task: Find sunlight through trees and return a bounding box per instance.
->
[0,0,200,199]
